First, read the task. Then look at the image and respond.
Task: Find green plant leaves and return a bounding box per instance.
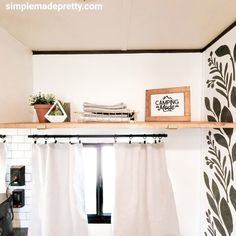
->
[215,45,230,57]
[213,97,221,119]
[213,217,227,236]
[220,198,233,235]
[214,133,228,149]
[231,86,236,108]
[232,143,236,162]
[230,186,236,212]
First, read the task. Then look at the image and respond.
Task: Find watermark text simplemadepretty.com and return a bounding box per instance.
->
[5,2,103,12]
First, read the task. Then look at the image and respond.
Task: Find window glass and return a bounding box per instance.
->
[83,147,97,214]
[102,145,115,214]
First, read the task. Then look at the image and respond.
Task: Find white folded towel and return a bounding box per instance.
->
[83,112,134,118]
[83,102,127,110]
[80,116,132,123]
[83,107,132,113]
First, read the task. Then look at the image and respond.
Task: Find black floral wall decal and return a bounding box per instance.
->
[204,42,236,236]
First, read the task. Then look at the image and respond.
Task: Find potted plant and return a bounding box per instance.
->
[45,100,67,123]
[30,92,55,123]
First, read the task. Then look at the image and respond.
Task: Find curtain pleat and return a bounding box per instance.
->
[112,143,180,236]
[29,143,88,236]
[0,143,6,193]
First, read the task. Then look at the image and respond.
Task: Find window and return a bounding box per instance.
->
[83,144,115,223]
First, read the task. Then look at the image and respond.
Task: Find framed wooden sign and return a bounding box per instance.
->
[145,86,191,122]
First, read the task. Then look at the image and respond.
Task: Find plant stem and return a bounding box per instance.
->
[230,56,235,81]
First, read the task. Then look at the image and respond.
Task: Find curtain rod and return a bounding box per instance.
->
[28,134,167,139]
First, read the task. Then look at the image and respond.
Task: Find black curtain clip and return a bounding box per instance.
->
[114,136,117,144]
[129,136,132,144]
[143,136,147,144]
[34,138,37,144]
[153,137,157,144]
[77,137,82,144]
[54,138,57,144]
[44,137,48,144]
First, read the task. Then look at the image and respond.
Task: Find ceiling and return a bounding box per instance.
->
[0,0,235,51]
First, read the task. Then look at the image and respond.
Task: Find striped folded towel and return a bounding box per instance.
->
[83,102,127,110]
[83,107,132,113]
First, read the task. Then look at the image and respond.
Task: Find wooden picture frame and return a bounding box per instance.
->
[145,86,191,122]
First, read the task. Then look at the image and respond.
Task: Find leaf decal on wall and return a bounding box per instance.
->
[213,97,221,119]
[234,43,236,62]
[221,106,233,123]
[232,143,236,162]
[220,106,233,142]
[216,88,227,100]
[213,217,227,236]
[215,45,230,57]
[212,179,220,204]
[231,86,236,108]
[207,115,217,122]
[230,186,236,211]
[214,133,228,149]
[205,97,211,111]
[204,172,210,189]
[205,43,236,236]
[207,193,218,215]
[220,198,233,235]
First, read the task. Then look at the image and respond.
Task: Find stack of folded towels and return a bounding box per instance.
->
[80,102,135,122]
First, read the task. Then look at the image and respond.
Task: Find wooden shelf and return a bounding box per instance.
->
[0,121,235,129]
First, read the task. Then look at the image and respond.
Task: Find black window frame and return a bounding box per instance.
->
[85,143,112,224]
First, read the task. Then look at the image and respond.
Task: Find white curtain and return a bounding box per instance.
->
[29,143,89,236]
[0,143,6,193]
[112,143,180,236]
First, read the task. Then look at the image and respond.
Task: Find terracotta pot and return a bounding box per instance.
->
[34,104,52,123]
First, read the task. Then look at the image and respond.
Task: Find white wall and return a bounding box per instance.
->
[0,27,32,122]
[33,53,202,121]
[32,53,203,236]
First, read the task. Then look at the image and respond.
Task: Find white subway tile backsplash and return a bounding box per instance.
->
[8,158,31,166]
[25,197,32,205]
[14,213,27,220]
[6,130,33,229]
[12,150,25,158]
[13,219,29,228]
[12,135,25,143]
[25,174,31,182]
[4,129,18,135]
[17,129,31,136]
[25,190,32,197]
[6,151,12,158]
[24,150,32,158]
[25,166,32,173]
[18,144,31,151]
[24,136,33,143]
[8,143,18,151]
[14,205,30,213]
